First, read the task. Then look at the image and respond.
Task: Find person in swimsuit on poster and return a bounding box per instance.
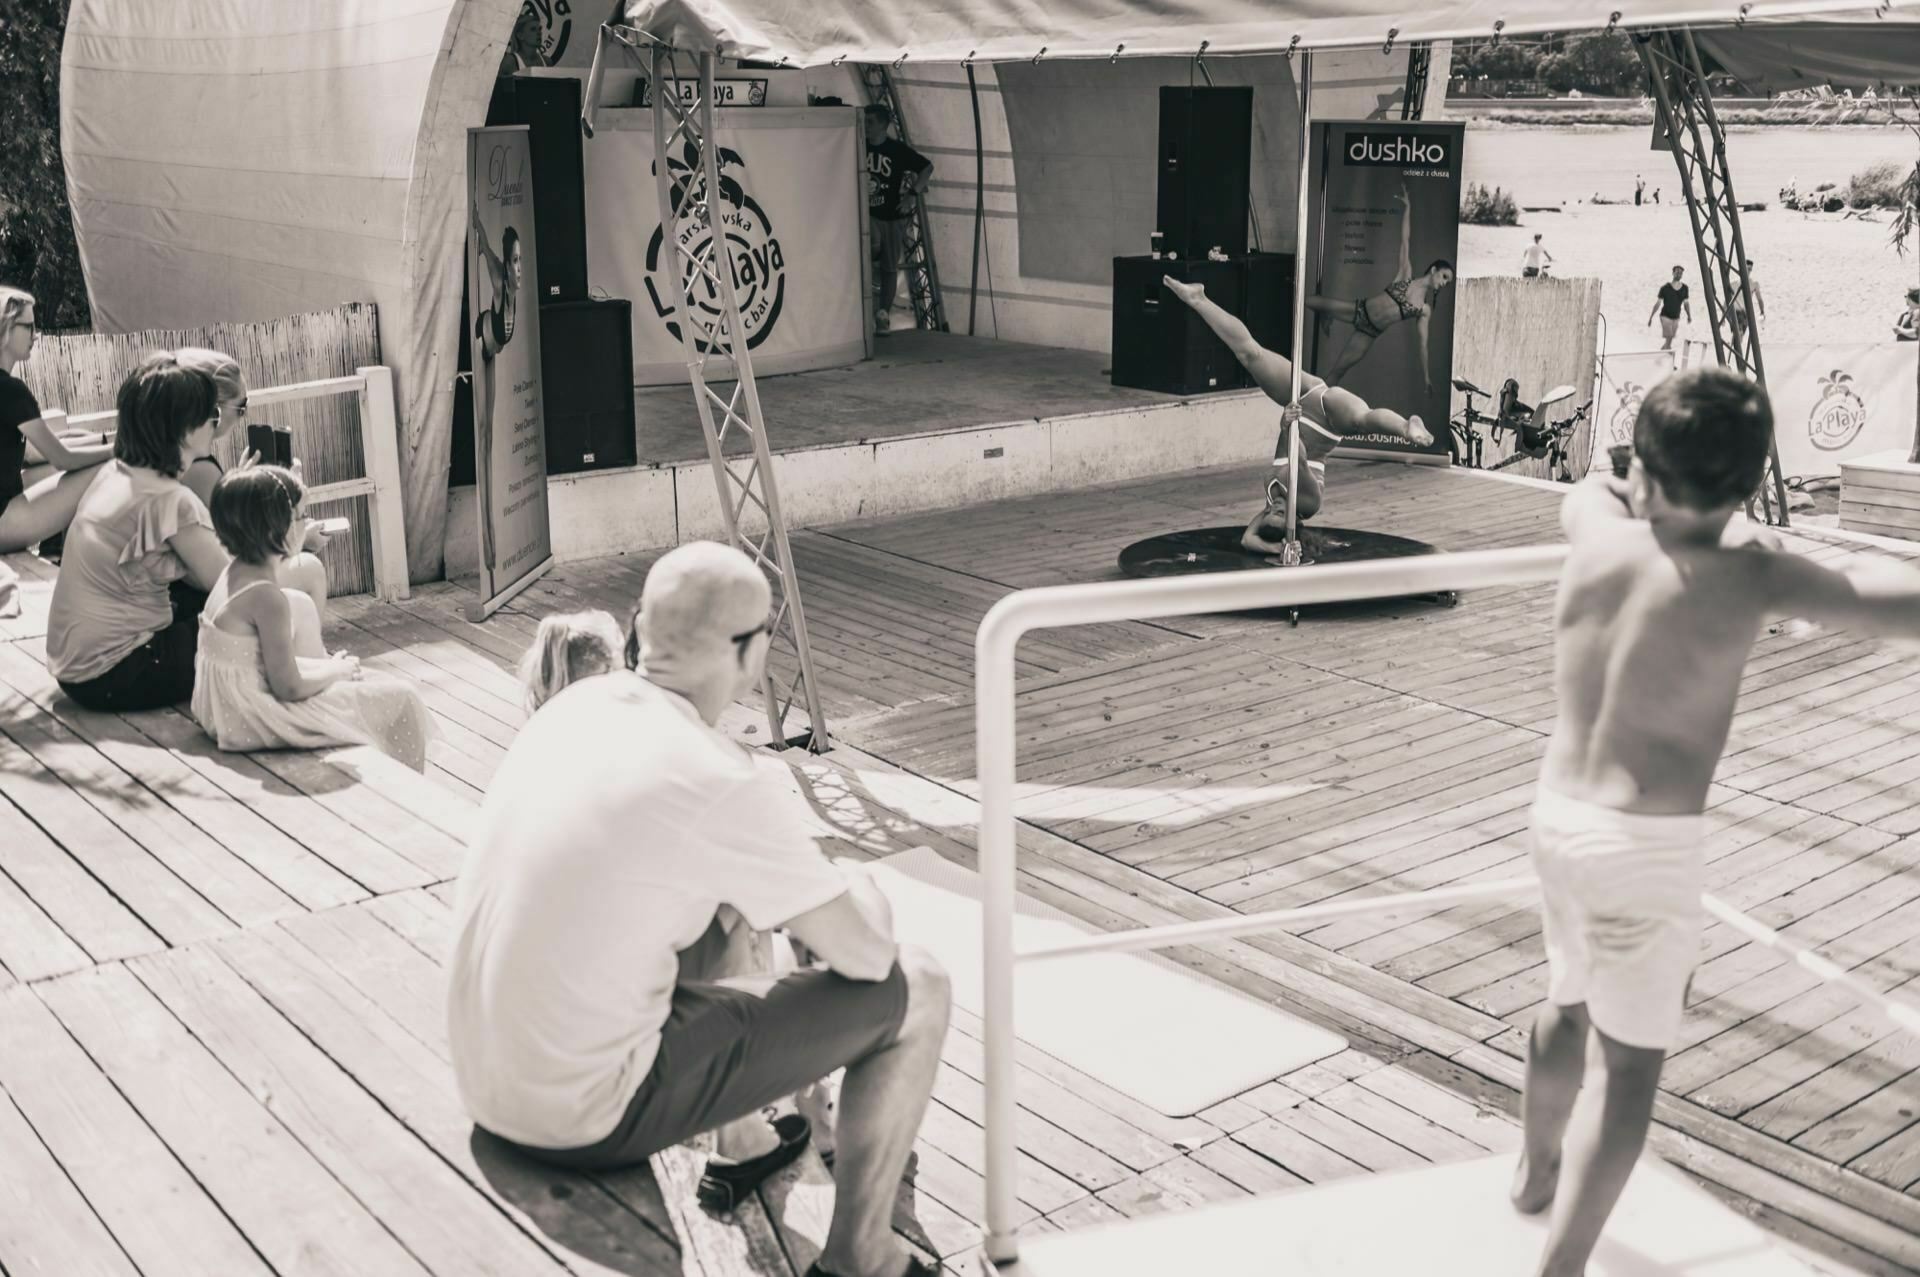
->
[1164,276,1435,556]
[1303,186,1454,394]
[471,201,522,574]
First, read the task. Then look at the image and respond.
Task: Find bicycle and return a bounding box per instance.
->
[1448,376,1500,469]
[1490,391,1592,484]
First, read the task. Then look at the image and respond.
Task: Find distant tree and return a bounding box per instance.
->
[0,0,89,331]
[1559,31,1646,96]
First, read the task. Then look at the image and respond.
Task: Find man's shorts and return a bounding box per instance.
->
[1530,787,1704,1051]
[1660,316,1680,341]
[498,920,910,1171]
[1523,266,1541,278]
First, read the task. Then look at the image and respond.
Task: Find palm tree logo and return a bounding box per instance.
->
[655,138,746,219]
[1809,368,1866,451]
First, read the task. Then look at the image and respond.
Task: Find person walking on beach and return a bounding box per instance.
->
[1634,175,1646,206]
[1522,234,1554,279]
[1648,266,1691,350]
[1728,260,1765,340]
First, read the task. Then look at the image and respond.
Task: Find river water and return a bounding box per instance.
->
[1459,124,1910,208]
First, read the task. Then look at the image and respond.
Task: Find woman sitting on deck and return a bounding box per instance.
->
[1164,275,1434,556]
[0,286,114,555]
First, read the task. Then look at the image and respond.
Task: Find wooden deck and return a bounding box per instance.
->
[3,459,1919,1275]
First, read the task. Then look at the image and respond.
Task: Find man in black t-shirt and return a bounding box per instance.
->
[1648,266,1691,351]
[864,105,932,336]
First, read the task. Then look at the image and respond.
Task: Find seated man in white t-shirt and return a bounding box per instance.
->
[449,542,950,1277]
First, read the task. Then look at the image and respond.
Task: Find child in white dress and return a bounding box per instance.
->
[516,609,623,713]
[191,466,434,770]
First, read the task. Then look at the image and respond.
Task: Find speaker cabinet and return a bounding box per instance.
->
[494,75,589,303]
[539,299,636,474]
[1110,256,1247,396]
[1156,86,1253,261]
[1240,251,1297,364]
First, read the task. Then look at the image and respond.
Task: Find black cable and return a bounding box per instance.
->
[967,62,985,336]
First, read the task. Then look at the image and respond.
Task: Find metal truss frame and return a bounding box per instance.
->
[1637,27,1792,526]
[859,63,950,332]
[638,41,832,749]
[1402,43,1432,120]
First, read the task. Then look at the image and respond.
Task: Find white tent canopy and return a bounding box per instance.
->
[626,0,1914,66]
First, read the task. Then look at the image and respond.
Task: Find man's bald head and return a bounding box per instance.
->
[637,541,772,670]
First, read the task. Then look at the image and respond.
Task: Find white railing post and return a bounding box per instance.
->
[974,545,1570,1268]
[356,365,411,601]
[976,598,1025,1266]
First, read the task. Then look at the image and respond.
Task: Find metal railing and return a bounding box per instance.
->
[972,541,1920,1266]
[54,366,410,601]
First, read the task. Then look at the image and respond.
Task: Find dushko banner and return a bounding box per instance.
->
[1308,121,1465,463]
[467,124,555,620]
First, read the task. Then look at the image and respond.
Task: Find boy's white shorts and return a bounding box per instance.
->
[1531,787,1704,1051]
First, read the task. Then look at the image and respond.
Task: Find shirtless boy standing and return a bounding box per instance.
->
[1515,367,1920,1276]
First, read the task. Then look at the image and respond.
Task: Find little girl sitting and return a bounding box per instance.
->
[516,609,623,713]
[191,467,435,770]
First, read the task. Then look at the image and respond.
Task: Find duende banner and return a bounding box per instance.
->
[467,125,555,620]
[1309,122,1465,463]
[584,111,865,385]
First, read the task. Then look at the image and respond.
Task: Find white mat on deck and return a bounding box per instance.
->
[1013,1154,1818,1276]
[867,847,1343,1116]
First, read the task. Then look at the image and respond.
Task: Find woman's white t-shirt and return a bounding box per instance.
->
[447,674,849,1149]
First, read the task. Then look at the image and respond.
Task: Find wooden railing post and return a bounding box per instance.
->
[356,366,411,601]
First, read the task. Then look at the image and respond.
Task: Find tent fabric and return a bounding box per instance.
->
[624,0,1914,66]
[62,0,522,583]
[1693,21,1920,92]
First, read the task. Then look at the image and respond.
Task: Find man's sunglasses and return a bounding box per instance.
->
[732,612,776,655]
[621,609,777,671]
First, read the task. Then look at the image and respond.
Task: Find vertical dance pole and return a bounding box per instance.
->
[1284,50,1314,565]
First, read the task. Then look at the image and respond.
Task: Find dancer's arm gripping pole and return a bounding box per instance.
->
[1285,51,1314,558]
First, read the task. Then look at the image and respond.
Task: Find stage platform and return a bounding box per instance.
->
[4,462,1920,1277]
[446,330,1282,574]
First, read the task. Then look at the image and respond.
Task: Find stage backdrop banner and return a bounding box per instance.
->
[467,125,555,621]
[1588,349,1677,472]
[1307,121,1464,463]
[1766,343,1919,480]
[583,107,865,385]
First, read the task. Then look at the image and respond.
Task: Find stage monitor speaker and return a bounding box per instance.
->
[1240,251,1297,363]
[1110,256,1247,396]
[540,298,636,475]
[1156,86,1253,261]
[497,75,589,303]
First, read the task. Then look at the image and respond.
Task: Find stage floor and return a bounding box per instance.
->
[633,329,1183,463]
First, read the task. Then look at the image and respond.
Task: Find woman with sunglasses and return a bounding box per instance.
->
[0,286,113,554]
[173,348,331,622]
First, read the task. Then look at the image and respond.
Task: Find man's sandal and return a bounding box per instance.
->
[806,1257,941,1277]
[695,1113,812,1211]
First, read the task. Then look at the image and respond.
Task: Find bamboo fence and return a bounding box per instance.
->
[17,305,383,595]
[1452,276,1604,484]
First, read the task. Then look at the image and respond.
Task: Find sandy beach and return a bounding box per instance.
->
[1457,125,1918,353]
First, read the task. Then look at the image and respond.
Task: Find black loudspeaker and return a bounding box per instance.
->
[1156,86,1253,261]
[1241,251,1297,363]
[540,299,636,474]
[1110,256,1247,396]
[495,76,589,302]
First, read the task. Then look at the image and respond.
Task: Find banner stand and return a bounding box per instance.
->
[466,124,556,623]
[1306,120,1466,466]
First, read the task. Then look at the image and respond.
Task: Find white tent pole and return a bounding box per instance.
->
[1286,51,1313,555]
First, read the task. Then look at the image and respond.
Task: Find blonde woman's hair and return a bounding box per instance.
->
[172,347,248,406]
[0,286,35,359]
[518,610,624,713]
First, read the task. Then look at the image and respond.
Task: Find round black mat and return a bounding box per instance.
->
[1118,525,1439,578]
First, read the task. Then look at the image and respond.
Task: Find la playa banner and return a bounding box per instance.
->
[1308,121,1465,463]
